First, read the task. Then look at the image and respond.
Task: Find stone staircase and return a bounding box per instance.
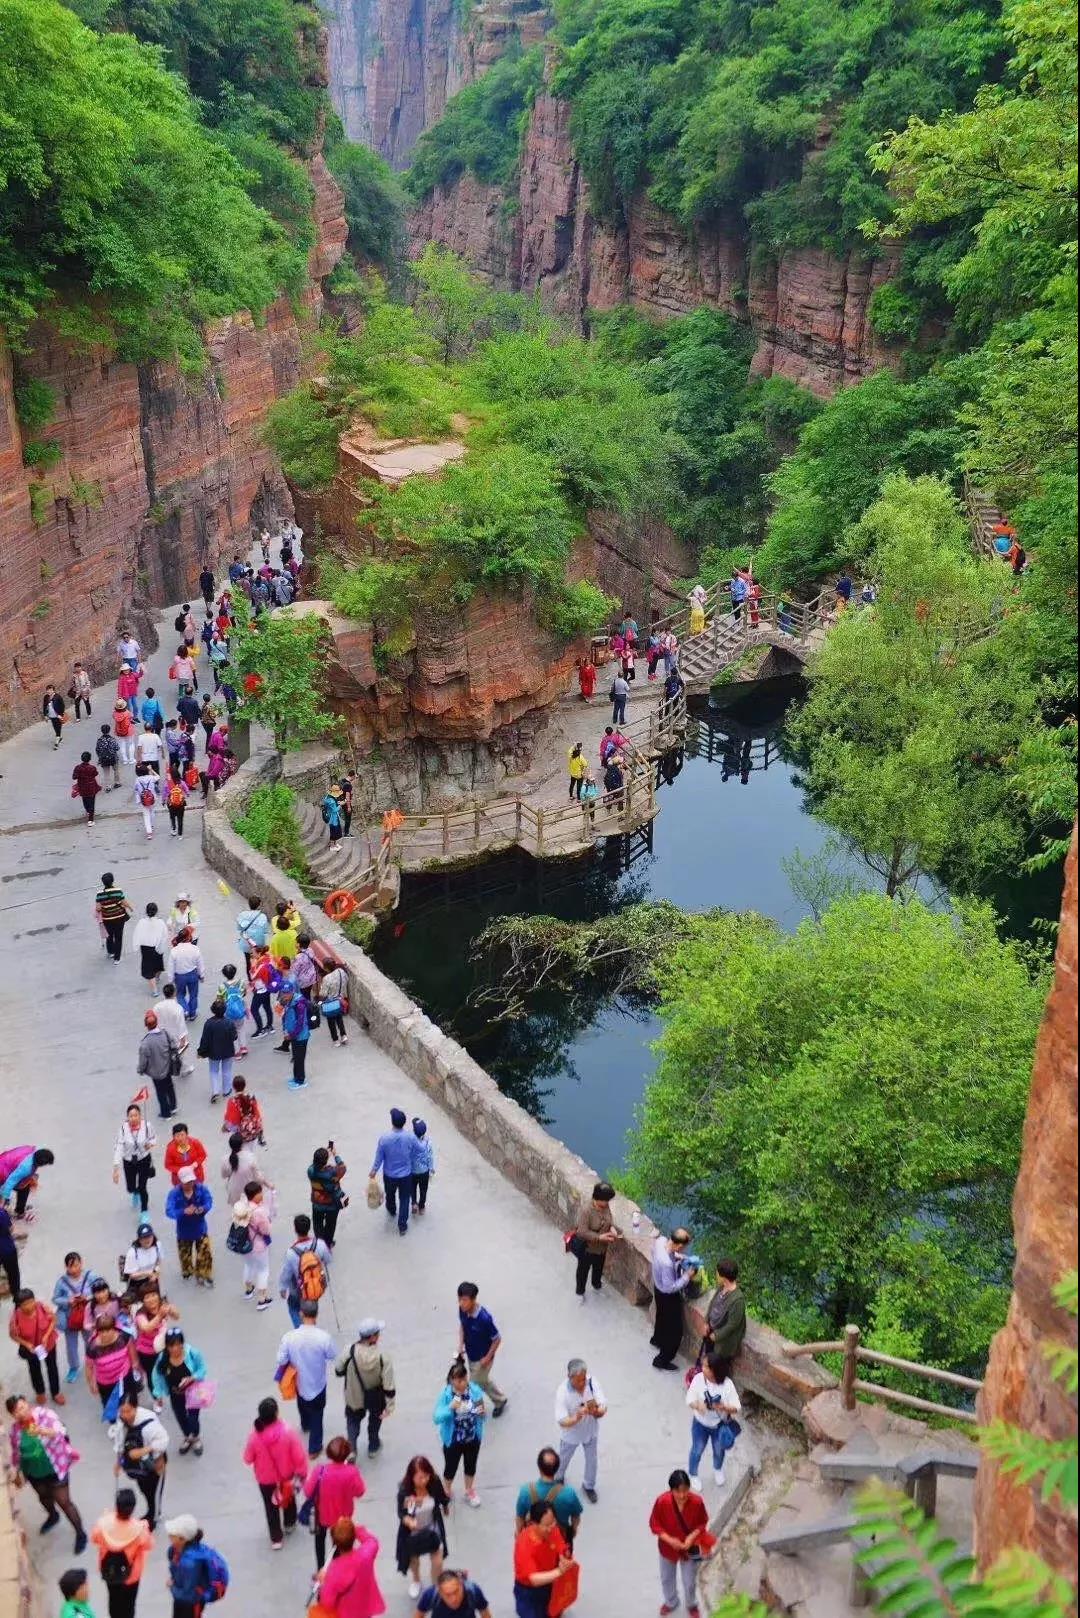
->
[293,795,386,908]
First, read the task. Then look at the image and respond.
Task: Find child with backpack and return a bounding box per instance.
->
[95,725,121,790]
[222,1076,265,1146]
[248,946,280,1040]
[165,767,190,839]
[133,765,157,840]
[165,1515,229,1612]
[278,1215,331,1328]
[112,699,136,765]
[218,964,249,1057]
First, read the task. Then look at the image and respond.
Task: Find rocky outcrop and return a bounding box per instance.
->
[0,157,347,739]
[410,90,902,395]
[975,828,1078,1581]
[326,0,548,168]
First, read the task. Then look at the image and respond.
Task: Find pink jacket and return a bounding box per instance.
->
[318,1534,385,1618]
[242,1420,308,1487]
[304,1459,366,1528]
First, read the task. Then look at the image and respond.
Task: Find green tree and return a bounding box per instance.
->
[628,892,1045,1366]
[404,43,544,201]
[230,610,337,751]
[325,130,406,273]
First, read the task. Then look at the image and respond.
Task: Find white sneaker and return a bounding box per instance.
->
[407,1582,421,1600]
[465,1489,481,1509]
[714,1469,728,1488]
[689,1476,703,1493]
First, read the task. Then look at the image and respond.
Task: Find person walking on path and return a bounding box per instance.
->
[233,1181,274,1309]
[90,1487,154,1618]
[150,1327,208,1456]
[249,945,277,1039]
[58,1568,95,1618]
[335,1318,395,1458]
[70,662,93,721]
[5,1394,87,1552]
[573,1181,622,1301]
[84,1317,139,1412]
[309,1144,348,1246]
[278,981,311,1090]
[117,663,142,720]
[303,1434,366,1569]
[169,930,204,1021]
[319,960,350,1047]
[222,1076,266,1147]
[113,1107,158,1216]
[139,689,164,735]
[243,1396,307,1548]
[278,1215,332,1329]
[276,1300,337,1458]
[165,1515,229,1617]
[414,1571,491,1618]
[686,1353,741,1491]
[515,1448,583,1547]
[121,1223,164,1298]
[703,1258,747,1363]
[0,1144,55,1219]
[132,1289,178,1395]
[132,903,170,996]
[370,1109,414,1234]
[112,701,136,765]
[196,998,237,1105]
[95,724,122,790]
[322,785,345,853]
[132,764,158,838]
[293,932,320,998]
[315,1519,384,1618]
[235,896,271,977]
[395,1456,450,1602]
[513,1501,573,1618]
[199,567,215,608]
[456,1283,508,1417]
[649,1469,711,1618]
[577,657,596,703]
[434,1359,488,1510]
[410,1120,434,1215]
[156,984,194,1076]
[610,670,629,726]
[8,1288,64,1404]
[218,962,249,1055]
[96,874,132,963]
[0,1202,19,1302]
[555,1358,606,1503]
[168,893,199,942]
[52,1254,103,1387]
[165,1168,214,1286]
[164,767,190,838]
[72,751,101,825]
[163,1122,206,1185]
[43,684,67,747]
[137,1012,178,1121]
[221,1132,268,1207]
[567,743,587,800]
[650,1229,695,1371]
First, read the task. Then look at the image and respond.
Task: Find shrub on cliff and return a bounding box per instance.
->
[0,0,303,366]
[325,131,406,275]
[627,892,1046,1372]
[404,43,544,202]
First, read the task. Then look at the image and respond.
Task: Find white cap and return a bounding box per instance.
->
[165,1513,199,1541]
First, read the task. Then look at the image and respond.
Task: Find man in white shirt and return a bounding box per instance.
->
[156,982,194,1073]
[111,1394,169,1527]
[116,632,141,665]
[169,936,205,1021]
[554,1357,606,1502]
[136,725,164,766]
[275,1299,338,1457]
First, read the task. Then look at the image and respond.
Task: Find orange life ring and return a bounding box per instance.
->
[324,889,358,923]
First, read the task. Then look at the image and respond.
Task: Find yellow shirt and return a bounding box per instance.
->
[568,750,587,779]
[271,925,298,962]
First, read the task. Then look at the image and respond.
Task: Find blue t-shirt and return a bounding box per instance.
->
[459,1305,500,1362]
[417,1582,487,1616]
[514,1477,583,1530]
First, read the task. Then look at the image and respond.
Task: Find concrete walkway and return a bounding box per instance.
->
[0,603,743,1614]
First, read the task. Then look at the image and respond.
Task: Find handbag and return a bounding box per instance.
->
[549,1561,580,1617]
[276,1362,298,1401]
[297,1465,321,1528]
[366,1179,383,1211]
[167,1039,182,1079]
[563,1230,587,1260]
[70,783,81,798]
[66,1295,88,1334]
[320,998,342,1018]
[185,1378,217,1410]
[672,1494,718,1563]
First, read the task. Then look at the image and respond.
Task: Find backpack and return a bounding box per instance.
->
[100,1548,132,1587]
[320,800,332,824]
[224,987,246,1021]
[174,612,187,633]
[267,965,284,993]
[96,735,120,766]
[296,1244,326,1303]
[167,783,186,809]
[114,710,132,737]
[195,1544,230,1605]
[139,786,156,807]
[184,764,201,789]
[226,1220,253,1255]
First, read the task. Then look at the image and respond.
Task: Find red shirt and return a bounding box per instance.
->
[649,1490,709,1562]
[163,1138,207,1185]
[514,1524,567,1584]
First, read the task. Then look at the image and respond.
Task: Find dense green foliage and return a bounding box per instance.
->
[628,893,1045,1369]
[551,0,1002,250]
[230,610,337,751]
[405,43,544,201]
[0,0,307,365]
[232,783,310,881]
[325,118,407,274]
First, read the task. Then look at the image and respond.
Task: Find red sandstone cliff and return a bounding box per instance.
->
[975,828,1078,1581]
[327,0,548,169]
[0,156,347,738]
[409,91,902,395]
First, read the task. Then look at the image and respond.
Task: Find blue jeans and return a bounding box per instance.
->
[174,970,200,1018]
[297,1389,326,1457]
[286,1300,302,1329]
[612,696,626,724]
[384,1173,413,1232]
[688,1417,728,1478]
[208,1056,233,1100]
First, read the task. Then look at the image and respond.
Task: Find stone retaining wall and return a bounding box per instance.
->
[0,1428,44,1618]
[207,749,835,1421]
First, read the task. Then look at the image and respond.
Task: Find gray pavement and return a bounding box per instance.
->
[0,597,743,1615]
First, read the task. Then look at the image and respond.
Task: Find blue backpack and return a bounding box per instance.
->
[196,1544,230,1604]
[224,986,246,1021]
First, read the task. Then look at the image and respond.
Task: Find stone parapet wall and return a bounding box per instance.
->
[206,751,835,1421]
[0,1424,44,1618]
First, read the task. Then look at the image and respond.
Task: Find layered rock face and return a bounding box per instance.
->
[0,157,347,739]
[326,0,547,168]
[410,91,902,395]
[975,828,1078,1580]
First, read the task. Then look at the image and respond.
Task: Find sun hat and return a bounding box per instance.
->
[357,1318,384,1340]
[164,1514,199,1541]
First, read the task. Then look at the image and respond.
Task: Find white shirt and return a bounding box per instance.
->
[123,1242,163,1280]
[155,999,188,1046]
[117,638,141,663]
[555,1374,607,1445]
[685,1372,741,1430]
[170,941,204,978]
[111,1408,168,1460]
[136,732,163,763]
[114,1120,157,1166]
[132,917,170,956]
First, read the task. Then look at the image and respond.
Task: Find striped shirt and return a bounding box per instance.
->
[96,887,128,922]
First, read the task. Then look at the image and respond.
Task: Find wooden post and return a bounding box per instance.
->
[536,807,545,856]
[841,1324,861,1411]
[441,812,449,856]
[473,805,481,848]
[910,1470,939,1520]
[515,800,523,844]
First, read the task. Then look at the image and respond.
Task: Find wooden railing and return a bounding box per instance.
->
[785,1324,983,1423]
